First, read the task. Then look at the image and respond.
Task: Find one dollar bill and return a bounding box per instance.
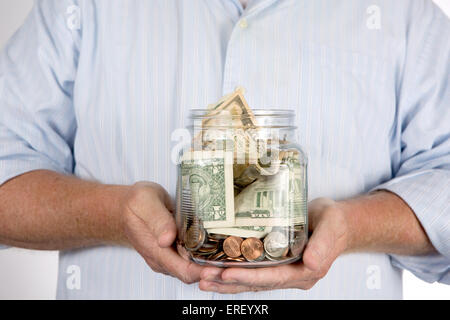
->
[180,151,235,228]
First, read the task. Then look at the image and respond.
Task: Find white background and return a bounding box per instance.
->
[0,0,449,300]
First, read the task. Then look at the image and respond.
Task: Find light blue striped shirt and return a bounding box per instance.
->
[0,0,449,299]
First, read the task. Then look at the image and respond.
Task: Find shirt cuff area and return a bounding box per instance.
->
[373,170,450,283]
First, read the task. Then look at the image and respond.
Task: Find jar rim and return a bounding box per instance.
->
[189,108,296,119]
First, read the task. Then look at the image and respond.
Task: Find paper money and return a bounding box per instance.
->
[193,88,258,152]
[207,226,272,239]
[203,87,256,130]
[179,88,308,264]
[234,161,306,227]
[180,151,235,228]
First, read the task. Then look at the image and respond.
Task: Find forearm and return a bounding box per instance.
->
[337,191,436,256]
[0,170,130,250]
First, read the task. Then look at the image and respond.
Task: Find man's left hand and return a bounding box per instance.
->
[199,198,350,293]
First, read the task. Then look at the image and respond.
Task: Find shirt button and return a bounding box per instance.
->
[239,18,248,29]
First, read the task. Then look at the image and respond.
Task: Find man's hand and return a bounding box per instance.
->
[198,198,349,293]
[121,182,205,285]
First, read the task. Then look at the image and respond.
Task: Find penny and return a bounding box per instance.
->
[223,236,243,258]
[241,237,264,261]
[209,233,228,241]
[225,257,246,262]
[209,251,226,261]
[184,225,206,251]
[264,231,289,258]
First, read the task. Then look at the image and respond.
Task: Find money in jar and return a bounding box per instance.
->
[176,88,308,267]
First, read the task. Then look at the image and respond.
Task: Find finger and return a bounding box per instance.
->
[156,184,175,213]
[157,245,205,284]
[200,279,317,293]
[217,263,314,289]
[129,215,200,283]
[147,187,177,247]
[126,186,177,248]
[201,267,225,282]
[199,280,266,294]
[302,212,346,273]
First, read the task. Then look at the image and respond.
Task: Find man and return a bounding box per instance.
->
[0,0,448,299]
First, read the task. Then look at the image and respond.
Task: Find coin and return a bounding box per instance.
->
[209,233,229,241]
[241,237,265,261]
[205,236,220,244]
[225,257,246,262]
[209,251,226,261]
[197,246,219,256]
[184,225,206,251]
[265,254,284,262]
[264,231,289,258]
[290,233,307,257]
[223,236,243,258]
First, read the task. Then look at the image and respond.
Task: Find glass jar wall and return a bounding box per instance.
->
[176,91,308,267]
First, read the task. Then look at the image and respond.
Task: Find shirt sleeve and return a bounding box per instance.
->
[373,1,450,284]
[0,0,81,187]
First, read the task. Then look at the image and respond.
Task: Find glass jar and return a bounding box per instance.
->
[176,104,308,268]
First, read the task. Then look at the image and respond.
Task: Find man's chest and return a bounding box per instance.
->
[72,0,404,194]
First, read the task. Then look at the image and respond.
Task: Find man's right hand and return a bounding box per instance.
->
[121,182,205,284]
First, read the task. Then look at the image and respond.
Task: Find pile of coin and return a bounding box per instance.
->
[183,221,307,264]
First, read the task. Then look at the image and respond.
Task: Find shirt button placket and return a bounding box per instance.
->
[223,17,249,94]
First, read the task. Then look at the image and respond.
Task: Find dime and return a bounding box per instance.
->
[184,225,206,251]
[265,254,284,262]
[241,237,265,262]
[264,231,289,258]
[223,236,243,258]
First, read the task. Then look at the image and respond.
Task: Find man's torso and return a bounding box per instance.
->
[59,0,409,299]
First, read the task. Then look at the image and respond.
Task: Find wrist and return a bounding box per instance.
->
[88,183,132,246]
[334,200,358,253]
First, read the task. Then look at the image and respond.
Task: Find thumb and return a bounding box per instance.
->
[126,183,177,248]
[302,208,347,273]
[147,185,177,248]
[151,190,177,248]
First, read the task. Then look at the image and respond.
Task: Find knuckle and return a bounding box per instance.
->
[126,185,150,212]
[180,273,195,285]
